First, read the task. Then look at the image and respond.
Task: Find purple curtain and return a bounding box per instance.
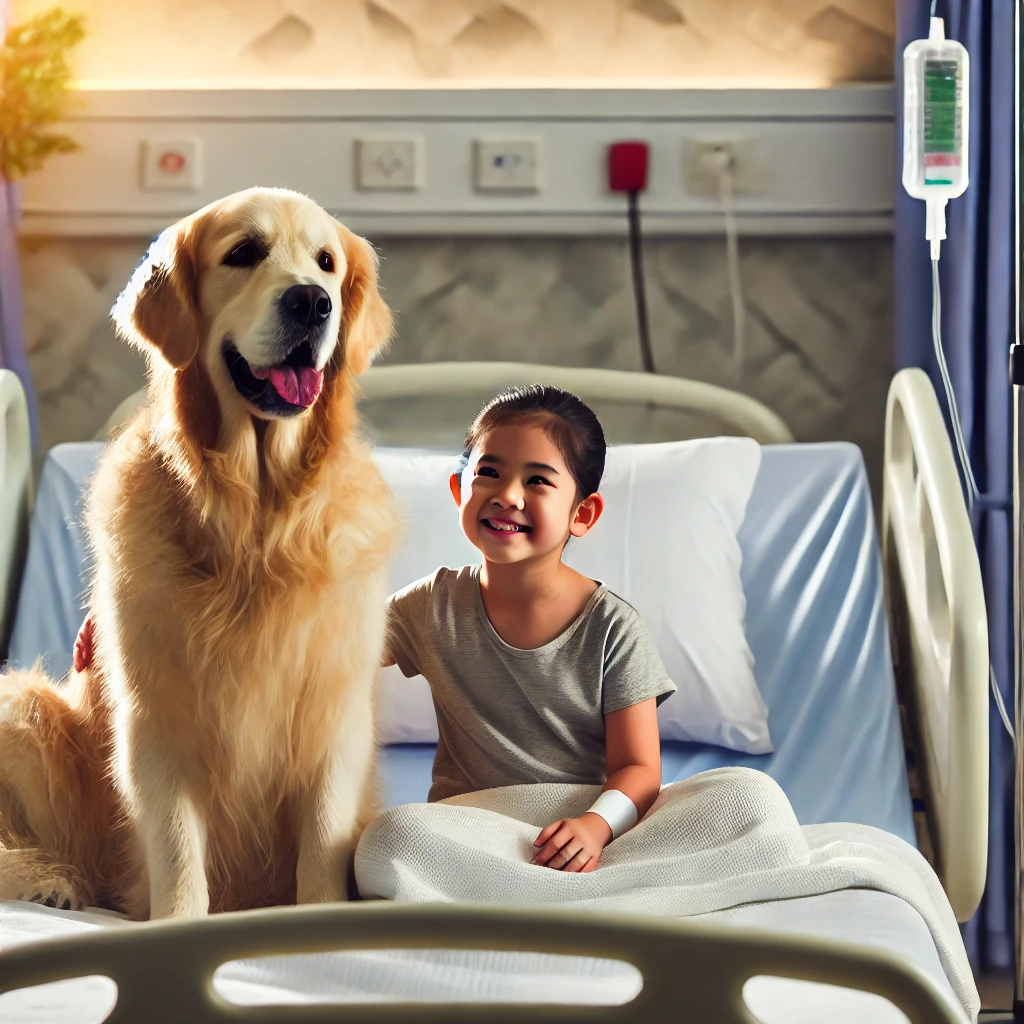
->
[0,0,38,447]
[895,0,1015,972]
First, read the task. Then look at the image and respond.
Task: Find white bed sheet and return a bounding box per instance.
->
[0,891,965,1023]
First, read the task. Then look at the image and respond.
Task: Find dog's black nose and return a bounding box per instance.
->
[281,284,332,328]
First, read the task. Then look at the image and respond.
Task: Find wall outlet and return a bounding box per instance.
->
[474,137,542,192]
[140,135,203,191]
[356,136,424,191]
[683,138,761,196]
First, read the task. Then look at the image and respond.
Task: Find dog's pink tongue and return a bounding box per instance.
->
[251,365,323,407]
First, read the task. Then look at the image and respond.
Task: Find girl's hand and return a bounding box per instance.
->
[531,813,612,873]
[73,615,94,673]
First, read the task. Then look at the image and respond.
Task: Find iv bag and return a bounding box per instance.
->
[903,19,969,201]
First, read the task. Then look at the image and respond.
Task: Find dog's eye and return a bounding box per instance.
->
[223,242,260,268]
[317,251,335,273]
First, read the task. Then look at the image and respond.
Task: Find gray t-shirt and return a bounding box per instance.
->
[385,565,676,801]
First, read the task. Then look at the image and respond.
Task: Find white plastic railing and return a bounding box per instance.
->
[881,367,989,921]
[0,369,32,658]
[98,363,795,446]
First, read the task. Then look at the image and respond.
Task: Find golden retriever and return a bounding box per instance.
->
[0,186,398,919]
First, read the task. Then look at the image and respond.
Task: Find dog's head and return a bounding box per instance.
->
[112,188,392,427]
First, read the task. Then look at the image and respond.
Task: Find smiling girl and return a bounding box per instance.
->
[383,385,675,872]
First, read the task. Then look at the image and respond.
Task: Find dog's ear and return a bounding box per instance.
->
[111,217,203,369]
[337,225,393,376]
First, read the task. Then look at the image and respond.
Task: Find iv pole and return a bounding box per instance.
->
[1015,0,1023,1015]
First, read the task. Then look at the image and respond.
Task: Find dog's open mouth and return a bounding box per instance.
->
[224,341,323,415]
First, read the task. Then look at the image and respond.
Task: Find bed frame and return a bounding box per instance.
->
[0,368,32,661]
[0,903,964,1023]
[0,362,987,1021]
[882,368,990,924]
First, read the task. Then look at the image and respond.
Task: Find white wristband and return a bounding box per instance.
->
[586,789,638,840]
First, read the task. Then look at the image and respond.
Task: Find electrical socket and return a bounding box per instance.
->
[474,137,543,193]
[140,135,203,191]
[683,138,760,196]
[355,136,424,191]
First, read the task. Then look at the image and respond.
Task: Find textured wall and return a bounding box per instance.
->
[18,233,893,490]
[10,0,898,482]
[11,0,894,85]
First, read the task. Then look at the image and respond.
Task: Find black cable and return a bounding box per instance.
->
[627,190,656,375]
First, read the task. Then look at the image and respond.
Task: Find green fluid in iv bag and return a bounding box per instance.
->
[923,58,960,184]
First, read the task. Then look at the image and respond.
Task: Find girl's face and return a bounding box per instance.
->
[449,422,603,566]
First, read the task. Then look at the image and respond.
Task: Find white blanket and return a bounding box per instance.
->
[355,766,979,1020]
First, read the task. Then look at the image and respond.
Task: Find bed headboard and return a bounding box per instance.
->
[0,370,33,660]
[98,363,795,446]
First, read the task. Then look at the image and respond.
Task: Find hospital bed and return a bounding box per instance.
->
[0,362,989,1023]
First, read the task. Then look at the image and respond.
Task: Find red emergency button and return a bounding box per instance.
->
[159,151,186,174]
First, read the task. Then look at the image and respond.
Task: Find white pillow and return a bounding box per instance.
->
[372,438,772,754]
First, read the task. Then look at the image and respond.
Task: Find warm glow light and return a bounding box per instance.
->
[22,0,892,94]
[74,75,839,92]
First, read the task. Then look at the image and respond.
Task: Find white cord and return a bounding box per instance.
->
[703,147,746,379]
[930,257,980,510]
[720,165,746,380]
[928,208,1015,747]
[992,662,1016,748]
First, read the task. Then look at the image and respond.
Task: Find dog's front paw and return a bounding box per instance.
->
[298,884,348,905]
[296,845,349,905]
[296,872,348,905]
[150,890,208,920]
[23,879,85,913]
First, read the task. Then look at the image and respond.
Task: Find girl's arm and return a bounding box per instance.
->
[532,698,661,872]
[382,576,434,674]
[602,697,662,818]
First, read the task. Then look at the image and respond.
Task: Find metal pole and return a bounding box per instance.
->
[1011,378,1019,1015]
[1014,0,1023,1014]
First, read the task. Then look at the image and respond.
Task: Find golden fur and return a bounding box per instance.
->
[0,187,399,919]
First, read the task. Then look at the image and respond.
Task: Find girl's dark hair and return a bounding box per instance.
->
[459,385,606,499]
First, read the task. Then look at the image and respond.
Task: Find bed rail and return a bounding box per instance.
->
[0,369,32,661]
[97,363,795,446]
[881,367,989,922]
[0,902,964,1023]
[360,363,795,445]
